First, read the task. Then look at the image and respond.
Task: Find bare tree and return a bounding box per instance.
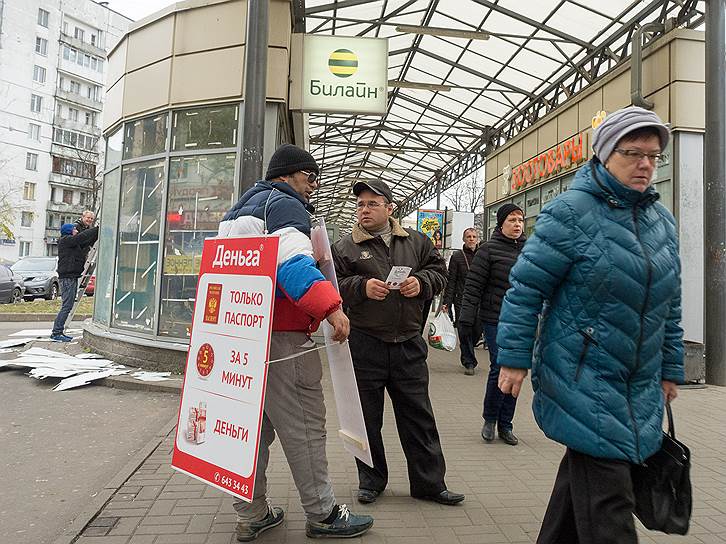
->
[67,134,104,210]
[442,169,485,213]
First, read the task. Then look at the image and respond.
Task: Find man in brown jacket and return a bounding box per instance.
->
[332,180,464,507]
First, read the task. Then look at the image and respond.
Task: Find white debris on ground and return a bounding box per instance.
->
[131,371,172,382]
[9,328,83,337]
[0,342,174,390]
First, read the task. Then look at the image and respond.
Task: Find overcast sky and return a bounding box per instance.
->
[102,0,177,21]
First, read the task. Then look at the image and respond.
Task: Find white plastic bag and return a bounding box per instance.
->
[427,311,457,351]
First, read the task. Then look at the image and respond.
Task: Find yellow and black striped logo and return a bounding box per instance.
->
[328,49,358,78]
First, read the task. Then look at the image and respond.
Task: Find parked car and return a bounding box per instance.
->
[85,274,95,296]
[11,257,59,301]
[0,264,25,303]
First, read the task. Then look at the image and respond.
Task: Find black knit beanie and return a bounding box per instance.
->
[265,144,319,180]
[496,203,523,229]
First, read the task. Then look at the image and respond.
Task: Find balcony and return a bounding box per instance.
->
[51,143,99,161]
[47,201,86,215]
[53,114,102,137]
[55,89,102,112]
[45,228,60,244]
[48,171,96,191]
[59,33,106,59]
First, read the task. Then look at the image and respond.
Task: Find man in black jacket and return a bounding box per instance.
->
[51,223,98,342]
[441,228,480,374]
[332,180,464,507]
[459,203,525,446]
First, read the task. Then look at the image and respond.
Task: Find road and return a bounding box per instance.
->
[0,321,180,544]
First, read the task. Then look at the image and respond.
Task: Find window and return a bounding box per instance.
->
[19,241,31,257]
[83,54,90,68]
[52,156,95,179]
[61,214,74,225]
[97,59,103,72]
[69,108,79,121]
[35,37,48,56]
[90,57,97,71]
[79,192,87,206]
[172,105,239,151]
[37,9,49,28]
[62,189,73,204]
[85,112,92,125]
[21,212,33,228]
[26,153,38,171]
[112,160,166,332]
[33,65,46,83]
[23,182,36,201]
[159,154,236,337]
[70,81,81,94]
[28,123,40,141]
[30,94,42,113]
[74,28,84,41]
[123,114,168,159]
[47,213,57,228]
[90,34,97,46]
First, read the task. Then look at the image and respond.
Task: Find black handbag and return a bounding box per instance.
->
[632,402,692,534]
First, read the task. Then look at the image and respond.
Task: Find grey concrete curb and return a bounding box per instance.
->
[51,414,180,544]
[0,314,90,322]
[100,373,183,394]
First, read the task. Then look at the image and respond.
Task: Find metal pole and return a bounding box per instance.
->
[705,0,726,386]
[239,0,269,193]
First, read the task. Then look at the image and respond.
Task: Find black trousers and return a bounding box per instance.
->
[537,448,638,544]
[349,328,447,497]
[455,303,481,368]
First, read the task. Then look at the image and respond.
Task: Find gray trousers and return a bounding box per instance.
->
[233,332,335,523]
[52,277,77,335]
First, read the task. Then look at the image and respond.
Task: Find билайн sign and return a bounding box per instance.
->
[509,133,587,192]
[290,34,388,115]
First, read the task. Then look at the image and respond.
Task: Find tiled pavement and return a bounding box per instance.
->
[68,345,726,544]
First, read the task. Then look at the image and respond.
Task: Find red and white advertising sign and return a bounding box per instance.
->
[172,236,278,502]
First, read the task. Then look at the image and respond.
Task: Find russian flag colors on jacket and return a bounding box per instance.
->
[217,180,341,333]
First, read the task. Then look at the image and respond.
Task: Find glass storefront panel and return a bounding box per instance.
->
[105,127,123,170]
[112,159,166,332]
[540,179,561,208]
[158,154,236,337]
[655,179,673,213]
[171,104,239,151]
[560,172,575,192]
[525,187,541,217]
[512,192,525,211]
[123,113,168,159]
[93,167,121,326]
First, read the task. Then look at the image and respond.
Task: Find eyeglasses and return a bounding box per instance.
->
[356,201,388,210]
[613,148,664,166]
[298,170,319,184]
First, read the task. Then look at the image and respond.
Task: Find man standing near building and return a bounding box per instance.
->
[51,223,98,342]
[74,210,95,233]
[217,143,373,542]
[332,180,465,507]
[441,227,481,375]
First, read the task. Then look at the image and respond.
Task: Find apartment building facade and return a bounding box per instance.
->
[0,0,131,259]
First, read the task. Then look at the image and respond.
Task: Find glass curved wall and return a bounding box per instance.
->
[94,103,242,340]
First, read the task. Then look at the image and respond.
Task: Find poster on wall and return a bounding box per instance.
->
[417,209,445,249]
[171,236,279,502]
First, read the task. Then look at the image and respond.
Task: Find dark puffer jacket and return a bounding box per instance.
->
[458,229,525,327]
[57,227,99,279]
[497,159,684,463]
[442,245,476,309]
[332,218,448,343]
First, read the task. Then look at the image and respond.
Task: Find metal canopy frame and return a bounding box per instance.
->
[298,0,704,229]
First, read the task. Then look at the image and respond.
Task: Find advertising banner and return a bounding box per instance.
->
[417,209,445,249]
[290,34,388,115]
[310,218,373,467]
[171,236,279,502]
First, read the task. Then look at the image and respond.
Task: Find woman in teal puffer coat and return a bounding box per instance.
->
[496,106,684,544]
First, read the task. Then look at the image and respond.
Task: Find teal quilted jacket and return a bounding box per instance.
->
[497,159,684,463]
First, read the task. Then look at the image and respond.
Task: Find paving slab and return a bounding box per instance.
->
[60,344,726,543]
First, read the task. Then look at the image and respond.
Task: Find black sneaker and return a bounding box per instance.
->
[464,366,475,376]
[235,503,284,542]
[306,504,374,539]
[357,488,380,504]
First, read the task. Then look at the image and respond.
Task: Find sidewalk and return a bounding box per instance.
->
[65,344,726,544]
